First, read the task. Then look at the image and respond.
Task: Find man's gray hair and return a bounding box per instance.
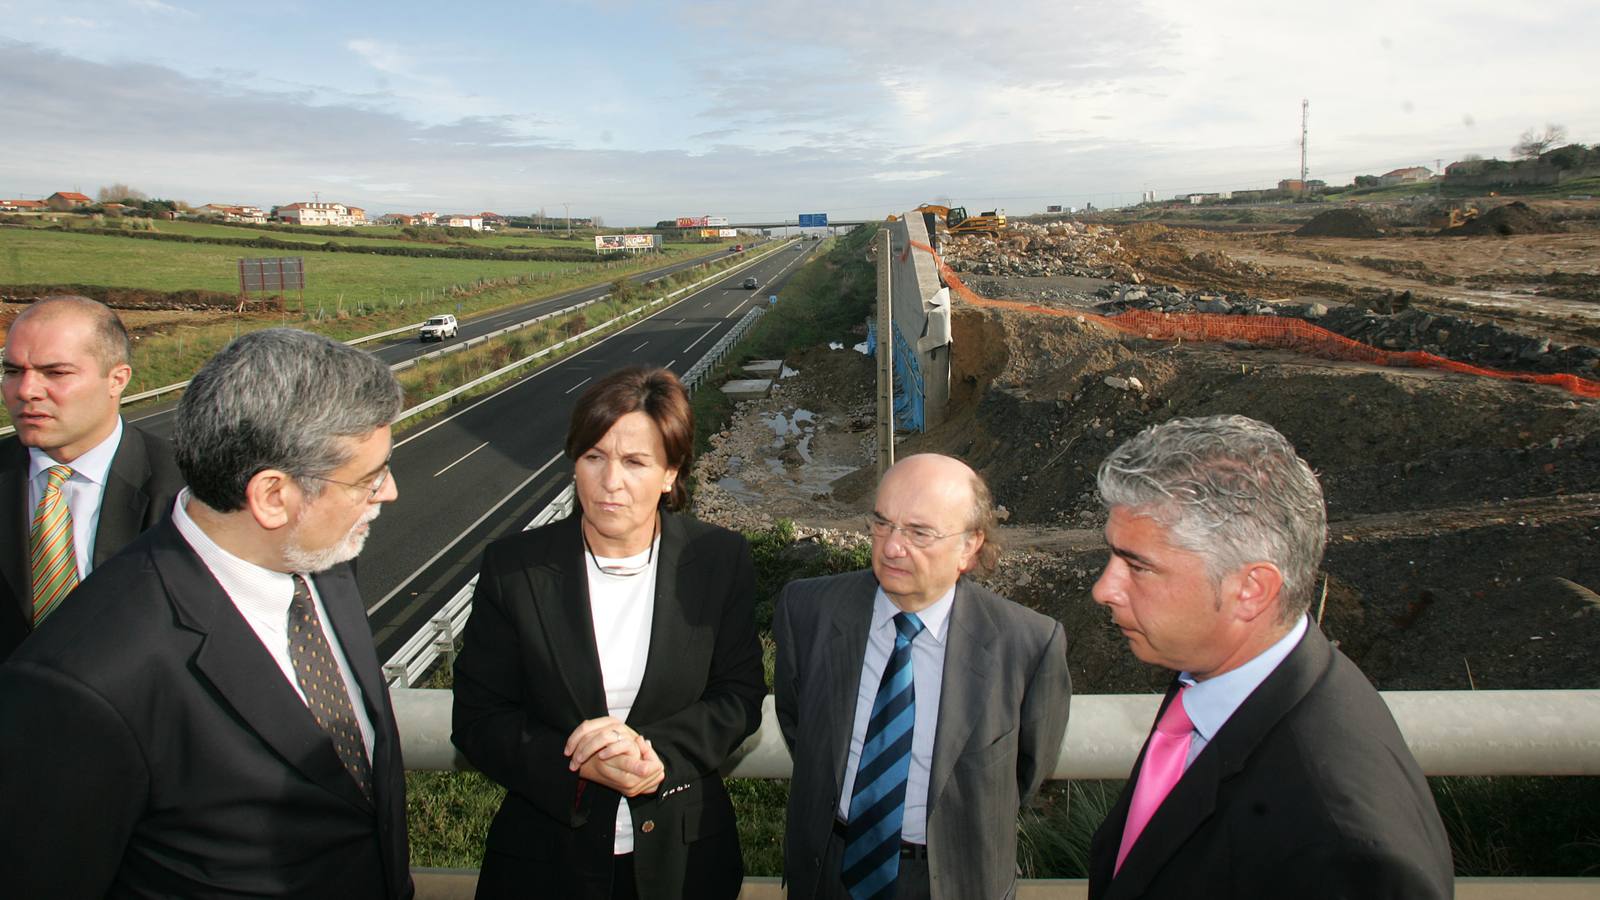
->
[175,328,403,511]
[1096,414,1327,621]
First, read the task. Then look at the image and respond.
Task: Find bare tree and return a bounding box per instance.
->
[1512,124,1568,160]
[96,183,148,203]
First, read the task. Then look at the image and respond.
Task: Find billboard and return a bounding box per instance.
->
[798,212,828,227]
[675,216,710,227]
[706,216,729,226]
[718,228,737,237]
[238,257,305,293]
[595,234,662,252]
[1046,205,1063,213]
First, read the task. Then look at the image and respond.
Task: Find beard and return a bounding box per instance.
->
[283,505,381,573]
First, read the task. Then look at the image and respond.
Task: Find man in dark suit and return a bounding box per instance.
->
[1087,415,1453,900]
[0,328,413,898]
[0,294,183,658]
[776,453,1071,900]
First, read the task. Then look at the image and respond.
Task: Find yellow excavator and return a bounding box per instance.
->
[888,203,1007,237]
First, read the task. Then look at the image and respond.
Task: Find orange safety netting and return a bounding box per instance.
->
[909,240,1600,400]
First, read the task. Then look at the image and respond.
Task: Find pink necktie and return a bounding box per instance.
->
[1115,687,1193,874]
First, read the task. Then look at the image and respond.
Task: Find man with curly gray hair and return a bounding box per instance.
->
[1087,415,1451,900]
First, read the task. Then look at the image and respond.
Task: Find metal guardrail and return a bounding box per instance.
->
[682,306,766,394]
[390,688,1600,777]
[382,485,577,688]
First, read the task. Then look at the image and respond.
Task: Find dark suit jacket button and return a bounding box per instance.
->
[641,820,655,833]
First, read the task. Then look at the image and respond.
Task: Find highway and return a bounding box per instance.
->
[352,240,816,657]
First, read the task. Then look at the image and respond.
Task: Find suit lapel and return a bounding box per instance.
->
[629,512,686,722]
[926,578,997,815]
[1106,624,1331,898]
[825,572,876,793]
[156,521,373,813]
[0,441,33,622]
[93,421,153,570]
[529,515,608,716]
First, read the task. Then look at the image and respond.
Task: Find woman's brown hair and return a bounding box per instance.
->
[565,366,694,511]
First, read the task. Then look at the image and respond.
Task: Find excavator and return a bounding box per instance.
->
[887,203,1007,237]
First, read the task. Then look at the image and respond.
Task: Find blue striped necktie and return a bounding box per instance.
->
[843,610,925,899]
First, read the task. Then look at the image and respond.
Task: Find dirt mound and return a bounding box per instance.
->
[1442,201,1566,237]
[1295,209,1385,238]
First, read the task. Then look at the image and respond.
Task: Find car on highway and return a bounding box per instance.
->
[419,314,459,342]
[742,277,759,289]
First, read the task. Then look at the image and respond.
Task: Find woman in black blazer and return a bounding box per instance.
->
[452,366,765,900]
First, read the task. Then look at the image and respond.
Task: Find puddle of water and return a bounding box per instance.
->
[765,457,785,475]
[716,475,763,506]
[797,435,813,463]
[793,409,817,424]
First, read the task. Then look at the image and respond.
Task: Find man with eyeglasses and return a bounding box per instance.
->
[0,328,414,898]
[775,453,1071,900]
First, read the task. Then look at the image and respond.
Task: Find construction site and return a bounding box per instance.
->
[693,197,1600,697]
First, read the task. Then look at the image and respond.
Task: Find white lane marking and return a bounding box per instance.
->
[702,300,712,308]
[630,340,649,352]
[683,325,718,353]
[434,441,490,478]
[674,319,685,325]
[368,452,565,614]
[725,299,748,319]
[565,376,593,394]
[665,358,676,369]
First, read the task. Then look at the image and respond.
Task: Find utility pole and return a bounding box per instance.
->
[875,228,895,477]
[564,202,571,236]
[1300,99,1310,189]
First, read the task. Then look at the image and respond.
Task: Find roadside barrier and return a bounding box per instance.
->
[911,240,1600,400]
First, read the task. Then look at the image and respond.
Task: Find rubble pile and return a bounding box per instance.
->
[1441,201,1566,237]
[942,221,1139,280]
[1295,209,1386,238]
[1093,283,1600,374]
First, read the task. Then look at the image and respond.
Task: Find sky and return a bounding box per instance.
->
[2,0,1596,226]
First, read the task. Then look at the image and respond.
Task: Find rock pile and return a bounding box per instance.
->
[1094,283,1285,316]
[942,221,1138,280]
[1295,209,1386,238]
[1440,201,1565,237]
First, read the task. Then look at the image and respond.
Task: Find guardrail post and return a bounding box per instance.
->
[431,615,456,669]
[383,662,410,688]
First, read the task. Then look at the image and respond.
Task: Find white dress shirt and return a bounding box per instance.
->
[26,417,123,577]
[585,538,659,855]
[1177,614,1310,768]
[171,490,375,758]
[837,585,956,844]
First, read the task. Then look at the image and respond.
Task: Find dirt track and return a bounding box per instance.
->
[693,206,1600,694]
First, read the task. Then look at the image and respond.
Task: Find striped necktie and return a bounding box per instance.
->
[287,574,373,801]
[843,611,924,900]
[30,465,80,623]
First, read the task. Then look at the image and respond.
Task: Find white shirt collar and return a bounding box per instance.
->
[872,582,957,646]
[28,416,123,487]
[1178,614,1310,744]
[171,488,297,618]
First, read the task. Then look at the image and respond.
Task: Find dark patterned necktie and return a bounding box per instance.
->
[287,574,373,801]
[843,611,924,899]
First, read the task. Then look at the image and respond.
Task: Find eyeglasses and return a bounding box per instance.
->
[302,465,391,502]
[866,512,970,549]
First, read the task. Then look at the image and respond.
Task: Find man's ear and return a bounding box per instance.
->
[1232,561,1285,623]
[244,468,298,532]
[107,362,133,399]
[957,530,986,574]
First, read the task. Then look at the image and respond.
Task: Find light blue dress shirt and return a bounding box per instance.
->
[1177,614,1310,768]
[837,585,957,844]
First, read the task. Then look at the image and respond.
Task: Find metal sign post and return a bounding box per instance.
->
[876,228,894,477]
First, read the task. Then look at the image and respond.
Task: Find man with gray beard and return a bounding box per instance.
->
[0,328,414,898]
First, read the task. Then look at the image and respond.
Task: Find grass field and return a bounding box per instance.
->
[0,226,719,312]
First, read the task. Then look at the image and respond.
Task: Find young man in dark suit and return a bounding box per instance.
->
[1088,415,1452,900]
[0,295,183,658]
[0,328,413,898]
[775,453,1071,900]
